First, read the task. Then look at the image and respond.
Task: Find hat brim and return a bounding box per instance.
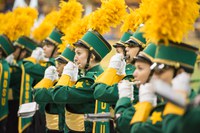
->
[134,55,152,65]
[55,56,68,64]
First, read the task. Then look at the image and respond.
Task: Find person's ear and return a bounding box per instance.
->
[176,68,185,75]
[90,54,95,62]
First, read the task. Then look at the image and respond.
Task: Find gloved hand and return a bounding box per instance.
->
[118,59,126,75]
[5,54,14,65]
[118,80,134,101]
[44,66,58,81]
[62,61,78,81]
[31,47,44,62]
[172,72,191,95]
[108,53,126,75]
[139,83,157,106]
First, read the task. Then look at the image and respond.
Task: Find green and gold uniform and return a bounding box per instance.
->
[52,30,111,133]
[93,30,146,133]
[115,43,156,133]
[0,35,14,133]
[6,36,37,133]
[130,42,198,133]
[34,46,75,133]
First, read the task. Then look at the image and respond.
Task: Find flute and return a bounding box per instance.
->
[129,81,141,85]
[84,112,121,122]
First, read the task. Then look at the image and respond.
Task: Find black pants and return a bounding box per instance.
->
[46,129,64,133]
[6,100,19,133]
[0,118,7,133]
[28,111,46,133]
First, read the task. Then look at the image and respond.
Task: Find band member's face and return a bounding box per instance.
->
[43,44,55,58]
[13,47,21,60]
[19,49,28,60]
[74,47,89,69]
[115,47,125,56]
[153,67,174,84]
[56,61,66,77]
[133,61,151,84]
[125,46,140,63]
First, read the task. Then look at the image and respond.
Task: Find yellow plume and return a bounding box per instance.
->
[0,12,13,35]
[61,15,90,48]
[13,7,38,24]
[32,11,59,42]
[0,13,5,34]
[89,0,127,34]
[56,0,83,33]
[120,8,140,32]
[57,43,66,53]
[3,7,38,41]
[121,0,152,33]
[141,0,200,44]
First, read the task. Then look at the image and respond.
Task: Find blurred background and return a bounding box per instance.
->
[0,0,200,89]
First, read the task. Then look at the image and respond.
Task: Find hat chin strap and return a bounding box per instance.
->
[50,45,57,58]
[146,69,154,83]
[130,49,141,64]
[84,50,91,70]
[17,48,23,61]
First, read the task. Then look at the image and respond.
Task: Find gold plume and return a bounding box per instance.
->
[3,7,38,41]
[61,15,90,49]
[56,0,83,33]
[121,0,152,33]
[32,11,59,42]
[141,0,200,44]
[89,0,127,34]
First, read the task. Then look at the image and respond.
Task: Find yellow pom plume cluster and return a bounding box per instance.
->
[56,0,83,33]
[3,7,38,41]
[0,13,5,33]
[141,0,200,45]
[57,43,67,53]
[0,12,13,35]
[61,15,90,49]
[32,11,59,42]
[120,8,140,32]
[121,0,152,33]
[89,0,127,34]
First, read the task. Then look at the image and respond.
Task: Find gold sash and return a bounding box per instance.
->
[45,112,59,130]
[65,111,85,131]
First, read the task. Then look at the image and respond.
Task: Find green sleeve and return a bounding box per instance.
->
[115,97,136,133]
[163,107,200,133]
[93,83,118,105]
[34,88,54,103]
[161,89,197,133]
[178,106,200,133]
[131,122,162,133]
[23,62,47,82]
[162,114,182,133]
[53,78,95,104]
[23,59,55,83]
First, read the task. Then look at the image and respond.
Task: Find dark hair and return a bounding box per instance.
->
[56,57,68,64]
[0,48,7,58]
[42,39,56,47]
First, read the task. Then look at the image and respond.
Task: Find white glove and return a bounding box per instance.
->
[44,66,58,81]
[31,47,44,62]
[62,61,78,81]
[118,80,134,101]
[108,53,125,75]
[6,54,14,65]
[118,59,126,75]
[172,72,191,95]
[139,83,157,106]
